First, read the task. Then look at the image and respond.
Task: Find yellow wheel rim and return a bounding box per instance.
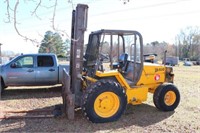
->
[164,91,176,106]
[94,92,120,118]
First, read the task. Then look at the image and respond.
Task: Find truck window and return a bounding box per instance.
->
[37,56,54,67]
[15,56,33,68]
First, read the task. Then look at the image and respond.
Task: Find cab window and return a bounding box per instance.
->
[14,56,34,68]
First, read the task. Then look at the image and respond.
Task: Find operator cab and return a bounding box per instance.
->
[84,29,144,85]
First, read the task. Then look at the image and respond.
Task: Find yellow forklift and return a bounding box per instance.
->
[64,4,180,123]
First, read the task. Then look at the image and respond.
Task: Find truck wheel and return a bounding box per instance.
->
[153,84,180,111]
[82,79,127,123]
[0,79,4,99]
[0,84,2,99]
[0,78,5,94]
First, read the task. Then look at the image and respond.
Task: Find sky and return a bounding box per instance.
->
[1,0,200,54]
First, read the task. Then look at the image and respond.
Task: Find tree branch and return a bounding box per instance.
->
[51,0,57,30]
[4,0,12,23]
[50,0,71,40]
[5,0,73,47]
[13,0,39,44]
[31,0,42,20]
[121,0,130,4]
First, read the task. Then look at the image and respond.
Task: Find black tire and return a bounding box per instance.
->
[82,79,127,123]
[0,78,4,100]
[0,78,5,94]
[0,83,2,99]
[153,84,180,111]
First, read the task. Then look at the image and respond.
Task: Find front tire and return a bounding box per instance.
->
[82,79,127,123]
[0,83,2,99]
[153,84,180,111]
[0,78,5,94]
[0,78,5,99]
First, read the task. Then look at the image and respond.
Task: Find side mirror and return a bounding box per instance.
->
[10,62,17,68]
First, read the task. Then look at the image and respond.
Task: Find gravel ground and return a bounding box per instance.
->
[0,66,200,132]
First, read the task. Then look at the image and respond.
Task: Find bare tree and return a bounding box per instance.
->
[176,26,200,59]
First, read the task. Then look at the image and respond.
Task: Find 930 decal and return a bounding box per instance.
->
[155,68,165,72]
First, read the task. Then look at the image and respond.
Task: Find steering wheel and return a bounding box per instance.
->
[99,53,109,61]
[16,61,22,67]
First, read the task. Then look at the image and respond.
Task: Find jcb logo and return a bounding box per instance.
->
[155,68,165,72]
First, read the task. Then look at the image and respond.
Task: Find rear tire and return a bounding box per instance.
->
[82,79,127,123]
[153,84,180,111]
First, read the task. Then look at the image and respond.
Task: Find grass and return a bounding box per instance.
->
[0,66,200,132]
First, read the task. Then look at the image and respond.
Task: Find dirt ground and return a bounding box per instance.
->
[0,66,200,132]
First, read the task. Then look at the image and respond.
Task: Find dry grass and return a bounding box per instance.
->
[0,66,200,132]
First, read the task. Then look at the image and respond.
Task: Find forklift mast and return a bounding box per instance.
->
[70,4,88,106]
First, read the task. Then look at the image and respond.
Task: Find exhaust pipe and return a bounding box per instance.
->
[164,50,167,65]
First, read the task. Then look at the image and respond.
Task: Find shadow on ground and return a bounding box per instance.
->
[1,85,62,100]
[0,103,174,132]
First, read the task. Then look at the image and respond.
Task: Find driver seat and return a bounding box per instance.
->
[112,53,128,70]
